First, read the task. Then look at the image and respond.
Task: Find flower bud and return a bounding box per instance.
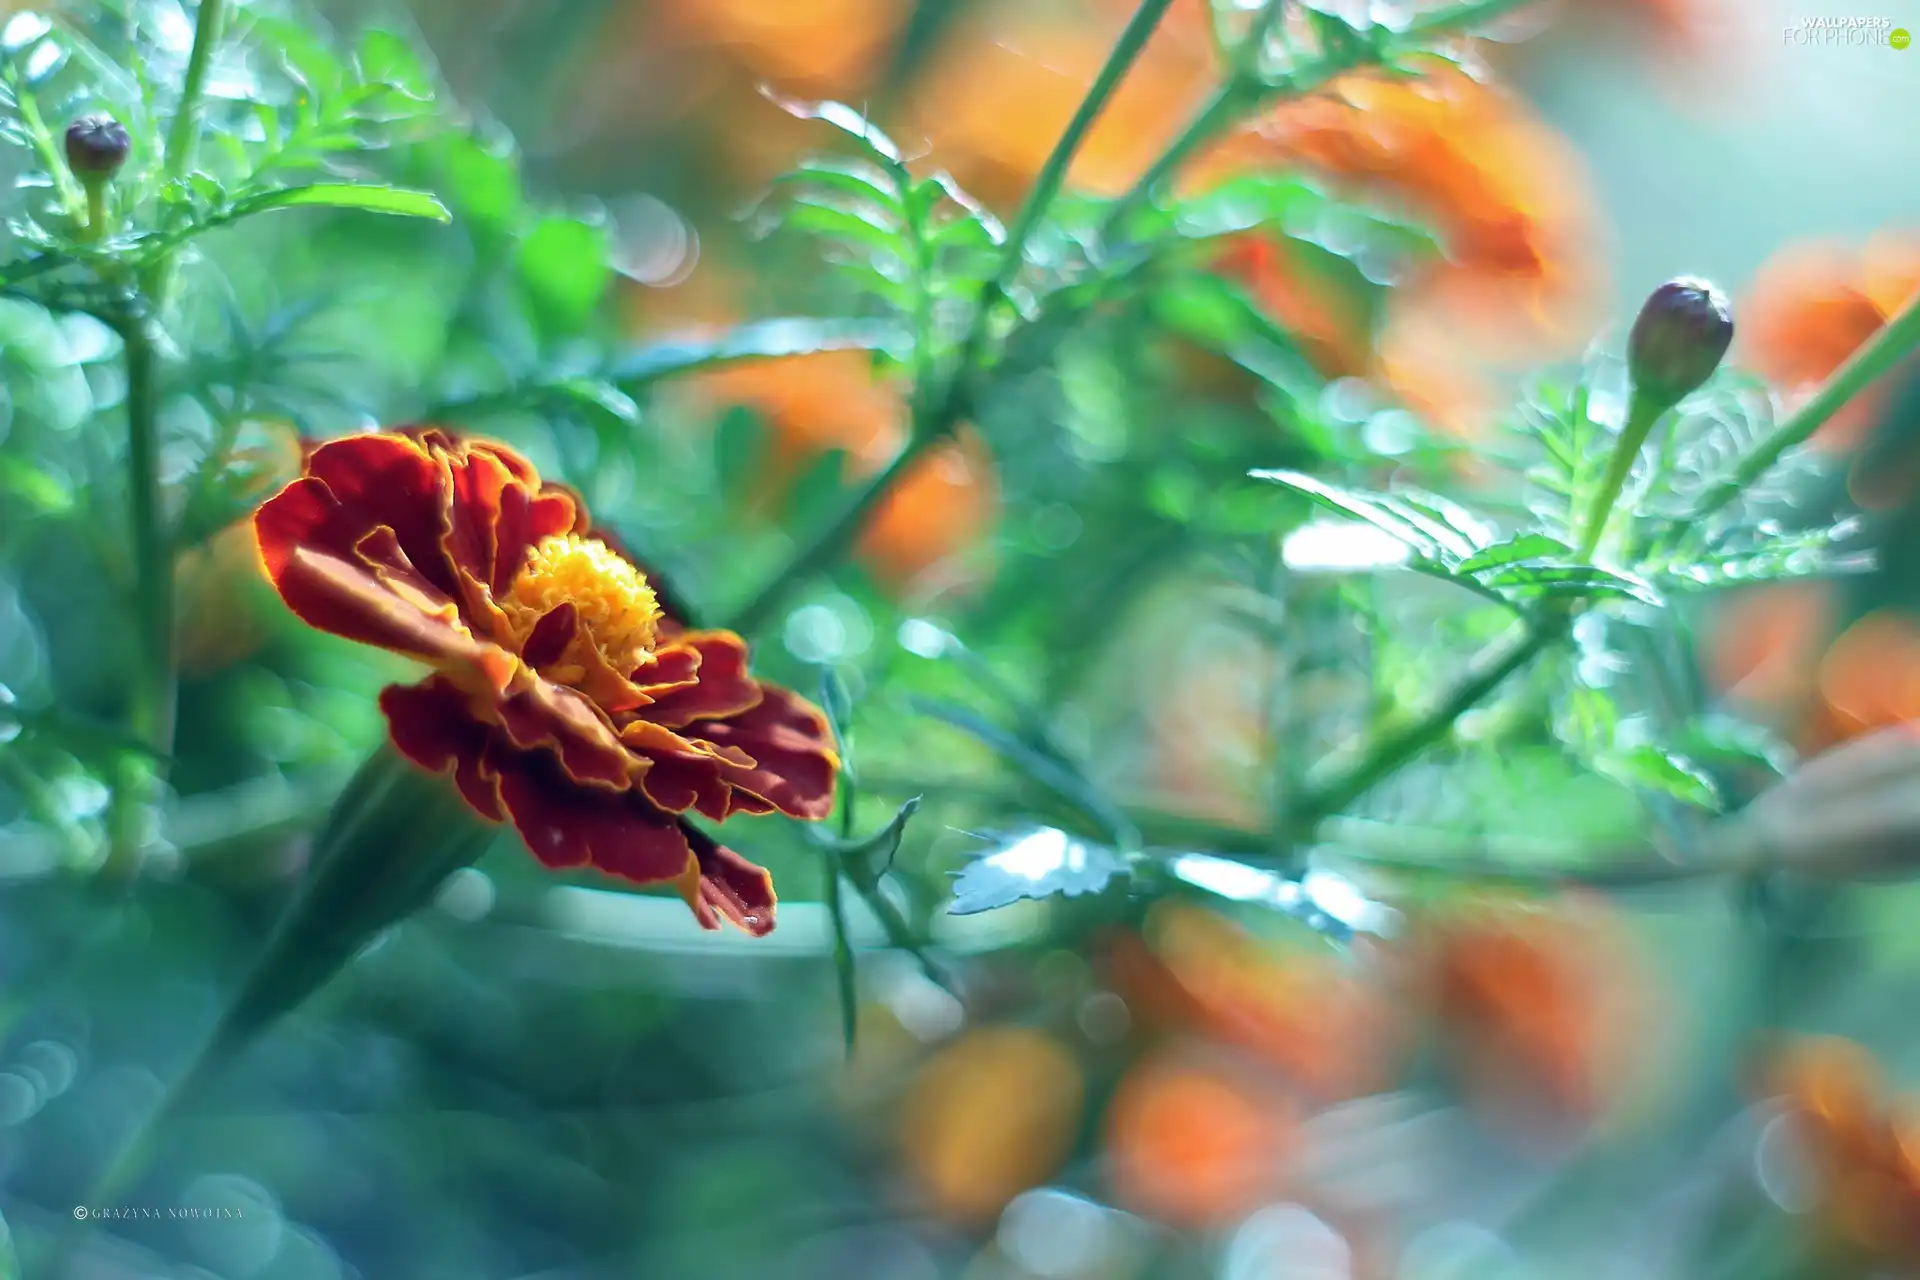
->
[1626,277,1734,409]
[64,114,130,183]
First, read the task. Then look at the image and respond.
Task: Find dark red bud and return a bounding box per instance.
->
[64,114,130,182]
[1627,277,1734,409]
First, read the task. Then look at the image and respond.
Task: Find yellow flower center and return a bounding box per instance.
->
[502,534,661,671]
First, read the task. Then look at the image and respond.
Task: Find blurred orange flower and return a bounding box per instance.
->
[646,0,908,99]
[175,421,310,674]
[1764,1037,1920,1271]
[898,1025,1086,1225]
[1417,893,1649,1143]
[1705,582,1835,747]
[1741,232,1920,454]
[1811,611,1920,750]
[1110,902,1392,1102]
[1191,61,1602,433]
[901,7,1213,212]
[176,522,273,675]
[688,351,1001,591]
[1104,1051,1298,1228]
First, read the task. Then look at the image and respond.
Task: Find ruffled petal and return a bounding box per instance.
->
[493,751,704,899]
[620,719,743,819]
[380,677,507,821]
[691,685,840,820]
[633,631,763,728]
[683,822,778,937]
[302,433,460,599]
[265,542,515,690]
[492,680,635,792]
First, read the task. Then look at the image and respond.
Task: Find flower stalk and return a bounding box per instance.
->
[723,0,1180,635]
[1691,284,1920,522]
[86,744,497,1207]
[104,310,176,878]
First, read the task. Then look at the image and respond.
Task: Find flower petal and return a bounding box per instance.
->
[691,685,841,820]
[634,631,763,728]
[302,433,460,599]
[493,680,635,792]
[683,821,778,937]
[380,677,507,821]
[269,544,515,688]
[493,751,704,901]
[621,719,741,819]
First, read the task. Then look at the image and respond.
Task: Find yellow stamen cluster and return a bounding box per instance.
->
[502,534,661,672]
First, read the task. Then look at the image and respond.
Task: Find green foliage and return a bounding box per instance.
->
[0,0,1917,1274]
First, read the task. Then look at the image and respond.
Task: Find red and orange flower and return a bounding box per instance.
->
[251,428,839,936]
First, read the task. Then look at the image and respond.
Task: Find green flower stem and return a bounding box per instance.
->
[993,0,1179,291]
[7,72,86,228]
[722,0,1180,635]
[725,441,928,635]
[81,181,109,243]
[1291,611,1567,829]
[83,745,495,1210]
[1691,285,1920,522]
[147,0,230,305]
[104,313,175,878]
[164,0,229,187]
[1576,391,1666,562]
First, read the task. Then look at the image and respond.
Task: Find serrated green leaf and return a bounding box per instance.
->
[1249,469,1446,560]
[1458,533,1576,575]
[612,317,898,385]
[1479,563,1664,606]
[781,196,903,251]
[1173,174,1322,240]
[949,827,1127,915]
[764,92,904,163]
[1373,491,1488,560]
[548,378,637,425]
[771,157,903,209]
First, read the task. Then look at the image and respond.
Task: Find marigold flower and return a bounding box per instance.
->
[252,428,840,936]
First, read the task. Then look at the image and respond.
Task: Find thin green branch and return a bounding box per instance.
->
[1293,612,1566,827]
[163,0,230,186]
[8,68,87,227]
[148,0,230,304]
[992,0,1179,293]
[1691,287,1920,521]
[722,0,1180,634]
[724,440,924,636]
[1576,392,1664,561]
[104,311,176,876]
